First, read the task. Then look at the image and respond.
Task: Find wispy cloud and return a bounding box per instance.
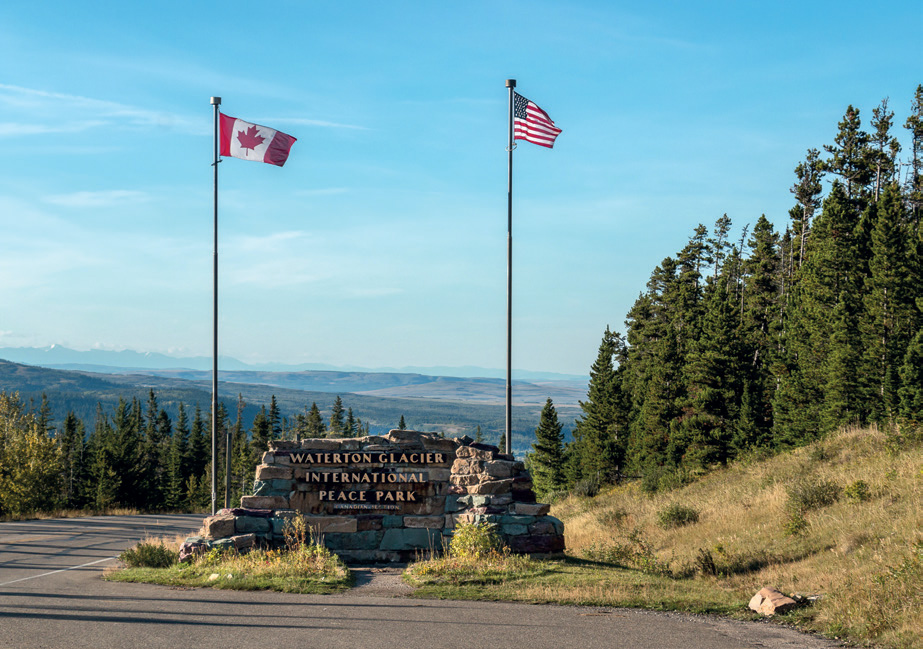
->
[253,116,368,130]
[292,187,350,197]
[0,83,204,136]
[0,120,107,137]
[42,190,151,208]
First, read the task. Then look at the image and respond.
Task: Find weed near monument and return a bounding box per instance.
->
[403,522,544,589]
[108,524,351,594]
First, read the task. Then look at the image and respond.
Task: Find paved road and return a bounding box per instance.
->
[0,515,841,649]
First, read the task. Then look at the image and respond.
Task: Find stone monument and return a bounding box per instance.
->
[185,429,565,563]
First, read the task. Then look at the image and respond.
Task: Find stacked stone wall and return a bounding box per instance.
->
[185,430,564,563]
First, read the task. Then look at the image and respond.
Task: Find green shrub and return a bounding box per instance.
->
[450,522,504,560]
[844,479,871,503]
[597,507,628,527]
[573,476,600,498]
[786,477,841,513]
[119,540,178,568]
[784,510,809,536]
[657,503,699,528]
[582,529,672,577]
[694,548,717,576]
[810,445,832,462]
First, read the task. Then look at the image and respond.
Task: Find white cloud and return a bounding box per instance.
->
[256,117,369,130]
[0,120,107,137]
[0,83,204,136]
[292,187,350,197]
[42,190,151,208]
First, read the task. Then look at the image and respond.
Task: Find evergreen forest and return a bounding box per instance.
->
[0,389,384,518]
[529,87,923,497]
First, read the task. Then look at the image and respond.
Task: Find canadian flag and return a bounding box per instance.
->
[219,114,297,167]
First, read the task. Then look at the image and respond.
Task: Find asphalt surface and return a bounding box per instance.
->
[0,515,842,649]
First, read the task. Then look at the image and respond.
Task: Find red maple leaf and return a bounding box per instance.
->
[236,125,265,154]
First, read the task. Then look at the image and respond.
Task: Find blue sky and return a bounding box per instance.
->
[0,1,920,376]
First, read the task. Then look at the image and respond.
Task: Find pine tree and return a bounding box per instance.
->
[570,328,627,482]
[869,98,901,199]
[862,184,915,420]
[140,389,167,507]
[36,393,55,437]
[58,411,85,508]
[306,402,326,438]
[821,295,862,431]
[898,329,923,422]
[187,404,209,480]
[86,404,120,509]
[529,398,567,497]
[165,403,190,510]
[774,183,864,444]
[398,414,407,430]
[790,148,824,267]
[669,278,741,469]
[904,85,923,218]
[824,105,873,202]
[344,407,356,438]
[328,396,345,436]
[707,214,733,281]
[250,406,271,455]
[112,397,145,507]
[740,215,781,438]
[268,395,281,441]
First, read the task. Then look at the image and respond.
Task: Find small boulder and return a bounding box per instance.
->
[749,587,799,616]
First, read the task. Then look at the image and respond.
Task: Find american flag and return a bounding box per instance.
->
[513,92,562,148]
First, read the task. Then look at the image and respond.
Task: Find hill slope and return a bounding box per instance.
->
[552,426,921,648]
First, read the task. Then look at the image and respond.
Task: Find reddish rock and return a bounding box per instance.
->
[228,507,273,518]
[255,465,293,480]
[420,435,458,452]
[203,514,235,539]
[467,478,515,495]
[451,459,484,475]
[514,502,550,516]
[450,474,482,487]
[239,495,288,510]
[230,533,256,551]
[508,534,565,554]
[483,460,517,478]
[749,588,799,616]
[456,445,497,461]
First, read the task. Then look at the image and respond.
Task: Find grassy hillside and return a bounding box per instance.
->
[553,425,921,648]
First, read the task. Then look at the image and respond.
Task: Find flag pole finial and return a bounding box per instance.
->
[505,79,516,88]
[210,96,221,105]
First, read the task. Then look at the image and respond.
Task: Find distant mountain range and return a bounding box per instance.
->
[0,358,582,455]
[0,346,586,382]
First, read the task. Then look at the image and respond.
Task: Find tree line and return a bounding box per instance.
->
[529,87,923,497]
[0,390,385,517]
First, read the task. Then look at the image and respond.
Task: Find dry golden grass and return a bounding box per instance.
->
[0,506,141,522]
[554,425,923,649]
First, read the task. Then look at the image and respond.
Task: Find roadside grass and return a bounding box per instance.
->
[404,555,742,614]
[404,425,922,649]
[0,507,143,522]
[106,523,352,594]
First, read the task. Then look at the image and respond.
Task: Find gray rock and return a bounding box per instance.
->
[380,528,443,551]
[235,516,270,534]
